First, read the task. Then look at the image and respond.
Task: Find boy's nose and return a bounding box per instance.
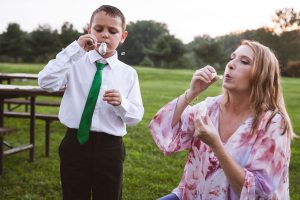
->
[101,30,109,38]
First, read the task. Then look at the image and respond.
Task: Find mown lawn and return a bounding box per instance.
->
[0,63,299,200]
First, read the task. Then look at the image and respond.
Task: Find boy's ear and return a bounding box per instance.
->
[120,31,128,44]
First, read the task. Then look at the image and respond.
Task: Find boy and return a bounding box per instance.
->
[38,5,144,200]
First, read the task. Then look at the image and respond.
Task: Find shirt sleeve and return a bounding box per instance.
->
[112,70,144,126]
[38,41,85,92]
[148,98,207,156]
[240,113,291,199]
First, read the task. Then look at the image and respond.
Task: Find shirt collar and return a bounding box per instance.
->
[88,50,119,69]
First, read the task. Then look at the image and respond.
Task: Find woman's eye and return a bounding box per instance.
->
[241,60,250,65]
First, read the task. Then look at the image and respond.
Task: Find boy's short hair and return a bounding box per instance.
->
[90,5,126,30]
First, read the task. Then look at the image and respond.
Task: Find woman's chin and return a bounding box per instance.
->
[222,83,230,90]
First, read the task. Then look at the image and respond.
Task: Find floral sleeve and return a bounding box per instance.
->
[240,113,291,199]
[148,98,205,155]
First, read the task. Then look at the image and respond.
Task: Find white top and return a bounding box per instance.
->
[38,41,144,136]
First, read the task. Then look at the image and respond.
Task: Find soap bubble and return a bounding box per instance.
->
[98,42,107,55]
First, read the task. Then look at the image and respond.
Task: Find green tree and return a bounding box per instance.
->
[59,22,81,48]
[271,8,300,34]
[27,24,61,62]
[118,20,169,65]
[145,34,185,68]
[277,30,300,72]
[0,23,27,62]
[189,35,226,70]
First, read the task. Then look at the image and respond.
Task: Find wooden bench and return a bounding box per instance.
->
[4,99,60,112]
[4,99,60,107]
[0,127,25,175]
[4,112,59,157]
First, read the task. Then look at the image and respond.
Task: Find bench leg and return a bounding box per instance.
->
[29,97,35,162]
[3,141,13,148]
[0,136,3,175]
[25,97,29,112]
[45,121,51,157]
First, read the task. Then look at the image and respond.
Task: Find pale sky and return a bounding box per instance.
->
[1,0,299,43]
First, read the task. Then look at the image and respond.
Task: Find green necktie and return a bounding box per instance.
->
[77,62,106,144]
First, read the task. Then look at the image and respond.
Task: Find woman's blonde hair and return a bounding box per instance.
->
[225,40,295,138]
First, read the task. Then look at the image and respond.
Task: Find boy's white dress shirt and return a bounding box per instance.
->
[38,41,144,136]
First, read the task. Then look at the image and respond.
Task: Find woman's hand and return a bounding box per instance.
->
[194,110,221,149]
[189,65,217,97]
[103,89,122,106]
[77,34,98,52]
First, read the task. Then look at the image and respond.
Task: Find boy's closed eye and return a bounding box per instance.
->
[109,28,118,34]
[93,26,119,34]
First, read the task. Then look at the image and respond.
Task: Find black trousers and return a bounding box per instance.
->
[59,128,125,200]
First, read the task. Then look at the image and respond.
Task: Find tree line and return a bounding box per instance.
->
[0,8,300,76]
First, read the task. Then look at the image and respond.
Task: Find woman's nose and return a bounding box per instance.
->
[227,60,235,70]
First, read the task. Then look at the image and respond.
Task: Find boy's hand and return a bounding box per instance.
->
[77,34,98,52]
[103,89,122,106]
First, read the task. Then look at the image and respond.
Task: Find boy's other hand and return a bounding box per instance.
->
[77,34,98,52]
[103,89,122,106]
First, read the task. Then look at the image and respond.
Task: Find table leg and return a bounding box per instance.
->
[0,98,3,175]
[0,98,3,127]
[0,136,3,175]
[7,80,11,111]
[29,97,35,162]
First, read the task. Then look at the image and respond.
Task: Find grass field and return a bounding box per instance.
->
[0,63,299,200]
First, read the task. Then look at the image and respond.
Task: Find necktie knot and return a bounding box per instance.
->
[96,62,106,71]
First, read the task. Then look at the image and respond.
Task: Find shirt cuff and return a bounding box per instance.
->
[112,95,130,117]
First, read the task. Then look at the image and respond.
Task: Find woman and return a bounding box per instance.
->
[149,40,295,200]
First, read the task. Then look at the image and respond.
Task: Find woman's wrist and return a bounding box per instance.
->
[184,89,199,105]
[210,140,223,154]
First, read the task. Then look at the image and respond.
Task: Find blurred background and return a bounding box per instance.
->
[0,0,300,76]
[0,1,300,199]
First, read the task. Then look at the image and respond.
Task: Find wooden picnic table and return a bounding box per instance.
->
[0,84,63,174]
[0,73,39,111]
[0,73,38,84]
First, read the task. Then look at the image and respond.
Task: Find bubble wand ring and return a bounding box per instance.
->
[88,42,107,55]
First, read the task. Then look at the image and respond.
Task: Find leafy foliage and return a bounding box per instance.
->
[189,35,226,70]
[286,60,300,77]
[271,8,300,34]
[59,22,81,48]
[0,23,27,62]
[27,25,61,62]
[145,34,185,68]
[118,20,169,65]
[0,8,300,76]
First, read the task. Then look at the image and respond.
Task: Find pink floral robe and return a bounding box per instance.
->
[149,95,290,200]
